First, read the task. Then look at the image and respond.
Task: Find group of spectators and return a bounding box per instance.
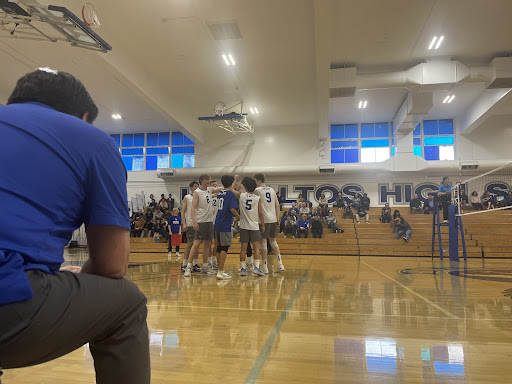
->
[380,205,413,242]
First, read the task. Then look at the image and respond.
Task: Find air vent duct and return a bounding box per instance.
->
[460,162,479,171]
[319,166,335,174]
[157,169,175,178]
[329,87,356,98]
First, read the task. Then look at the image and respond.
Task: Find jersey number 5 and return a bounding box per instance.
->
[245,199,252,210]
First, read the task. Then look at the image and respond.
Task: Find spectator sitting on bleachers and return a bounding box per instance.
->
[167,193,175,210]
[133,216,145,237]
[148,198,157,209]
[381,203,392,223]
[392,210,401,233]
[356,206,369,224]
[334,192,344,210]
[297,214,309,238]
[481,191,495,209]
[154,208,164,220]
[280,211,288,233]
[152,219,165,243]
[351,192,361,210]
[283,215,297,238]
[470,191,484,210]
[132,209,143,221]
[319,193,329,217]
[424,195,435,214]
[311,206,321,218]
[163,208,171,221]
[299,202,311,219]
[144,208,154,222]
[159,194,169,210]
[504,191,512,207]
[142,218,154,238]
[288,202,299,218]
[459,188,469,212]
[361,193,370,210]
[395,217,412,242]
[325,210,343,233]
[342,200,354,219]
[410,194,423,214]
[311,215,323,238]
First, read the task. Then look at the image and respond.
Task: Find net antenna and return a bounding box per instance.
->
[0,0,111,52]
[452,161,512,216]
[198,101,254,135]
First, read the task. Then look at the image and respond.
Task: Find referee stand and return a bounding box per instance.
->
[432,199,467,262]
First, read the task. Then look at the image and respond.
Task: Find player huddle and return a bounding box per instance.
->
[177,173,285,280]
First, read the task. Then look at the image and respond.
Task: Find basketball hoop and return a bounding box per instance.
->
[214,102,227,116]
[82,3,100,28]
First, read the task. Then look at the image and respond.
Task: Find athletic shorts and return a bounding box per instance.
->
[260,222,278,239]
[216,231,233,247]
[195,222,214,241]
[186,228,196,240]
[239,228,262,244]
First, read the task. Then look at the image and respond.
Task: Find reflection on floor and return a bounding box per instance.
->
[6,251,512,383]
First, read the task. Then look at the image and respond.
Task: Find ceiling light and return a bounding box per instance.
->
[448,95,455,103]
[228,54,235,65]
[363,100,367,108]
[250,107,259,114]
[112,114,122,120]
[443,95,455,104]
[222,54,230,65]
[250,107,255,114]
[254,107,259,114]
[442,95,450,103]
[428,36,437,50]
[222,53,235,66]
[435,35,444,49]
[358,101,363,108]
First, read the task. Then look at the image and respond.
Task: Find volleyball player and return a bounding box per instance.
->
[180,181,198,273]
[209,180,220,271]
[254,173,285,272]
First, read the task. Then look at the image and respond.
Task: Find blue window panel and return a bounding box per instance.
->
[122,156,132,171]
[331,125,344,139]
[157,155,169,168]
[171,146,195,154]
[331,149,344,163]
[423,120,438,135]
[361,139,389,148]
[375,122,389,138]
[183,154,195,168]
[158,132,170,146]
[121,148,144,156]
[133,133,145,147]
[439,119,454,134]
[414,146,422,156]
[171,132,184,146]
[146,156,157,170]
[122,134,133,147]
[413,123,421,136]
[424,136,454,145]
[345,124,358,138]
[147,133,158,146]
[332,140,358,149]
[345,148,358,163]
[183,135,194,145]
[424,146,440,160]
[391,122,394,136]
[171,154,184,168]
[361,123,375,138]
[391,147,396,156]
[132,156,144,171]
[146,147,169,155]
[110,134,121,147]
[413,137,421,146]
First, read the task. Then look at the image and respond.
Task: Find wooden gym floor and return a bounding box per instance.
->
[5,248,512,383]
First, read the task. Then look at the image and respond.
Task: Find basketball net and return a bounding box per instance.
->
[82,3,101,28]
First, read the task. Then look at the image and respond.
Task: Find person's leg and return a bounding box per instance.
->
[356,215,360,223]
[304,229,308,238]
[396,230,405,239]
[405,229,412,241]
[365,214,369,223]
[185,239,202,276]
[0,270,150,384]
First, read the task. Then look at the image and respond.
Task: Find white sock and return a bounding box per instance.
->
[193,259,198,265]
[241,261,246,268]
[255,260,260,268]
[208,256,213,264]
[186,262,192,269]
[263,259,267,266]
[182,260,188,267]
[203,263,208,270]
[247,256,254,265]
[277,254,282,264]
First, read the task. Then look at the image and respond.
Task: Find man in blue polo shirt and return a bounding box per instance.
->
[437,176,452,222]
[214,175,240,280]
[0,70,149,383]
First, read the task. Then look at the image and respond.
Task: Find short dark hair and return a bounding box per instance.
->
[189,181,198,188]
[198,174,210,184]
[242,177,256,193]
[442,176,449,182]
[7,70,98,123]
[221,175,234,188]
[254,173,265,183]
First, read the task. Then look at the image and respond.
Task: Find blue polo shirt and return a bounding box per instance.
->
[439,184,452,193]
[215,189,238,232]
[0,102,129,306]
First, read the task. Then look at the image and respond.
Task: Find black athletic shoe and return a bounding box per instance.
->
[192,264,202,273]
[181,265,186,273]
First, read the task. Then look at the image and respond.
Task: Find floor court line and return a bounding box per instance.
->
[244,258,314,384]
[361,260,460,320]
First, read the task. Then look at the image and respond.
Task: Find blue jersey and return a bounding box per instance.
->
[215,189,238,232]
[0,102,129,305]
[169,215,182,234]
[439,184,452,193]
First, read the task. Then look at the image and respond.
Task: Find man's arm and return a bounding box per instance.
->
[230,208,240,222]
[181,197,188,231]
[191,191,199,231]
[274,193,280,223]
[258,199,265,232]
[83,225,130,279]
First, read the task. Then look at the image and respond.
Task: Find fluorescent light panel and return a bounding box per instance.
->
[448,95,455,103]
[443,95,455,104]
[428,36,437,50]
[435,35,444,49]
[112,114,122,120]
[228,54,235,65]
[363,100,367,108]
[442,95,450,103]
[250,107,255,114]
[222,54,230,65]
[428,35,444,50]
[222,53,236,66]
[254,107,259,114]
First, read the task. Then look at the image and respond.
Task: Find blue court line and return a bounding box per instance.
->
[244,259,314,384]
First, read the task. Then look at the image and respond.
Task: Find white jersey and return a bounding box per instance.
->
[211,196,219,223]
[184,194,193,226]
[195,187,213,223]
[239,192,260,231]
[255,186,278,223]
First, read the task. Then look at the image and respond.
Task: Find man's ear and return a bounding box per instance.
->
[81,112,89,122]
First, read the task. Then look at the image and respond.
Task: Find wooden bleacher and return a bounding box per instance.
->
[129,207,512,259]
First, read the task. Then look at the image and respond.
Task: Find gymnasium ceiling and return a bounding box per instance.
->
[0,0,511,142]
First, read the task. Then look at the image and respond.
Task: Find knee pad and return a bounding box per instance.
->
[260,242,267,251]
[217,245,229,253]
[270,241,278,249]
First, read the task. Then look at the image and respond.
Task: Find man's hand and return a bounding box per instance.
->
[59,265,82,273]
[182,223,188,231]
[193,221,199,231]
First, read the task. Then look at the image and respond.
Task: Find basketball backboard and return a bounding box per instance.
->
[198,102,254,134]
[0,0,111,52]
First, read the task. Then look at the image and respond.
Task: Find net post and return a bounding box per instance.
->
[448,205,459,262]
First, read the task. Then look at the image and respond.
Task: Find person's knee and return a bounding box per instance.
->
[260,242,267,251]
[270,241,278,249]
